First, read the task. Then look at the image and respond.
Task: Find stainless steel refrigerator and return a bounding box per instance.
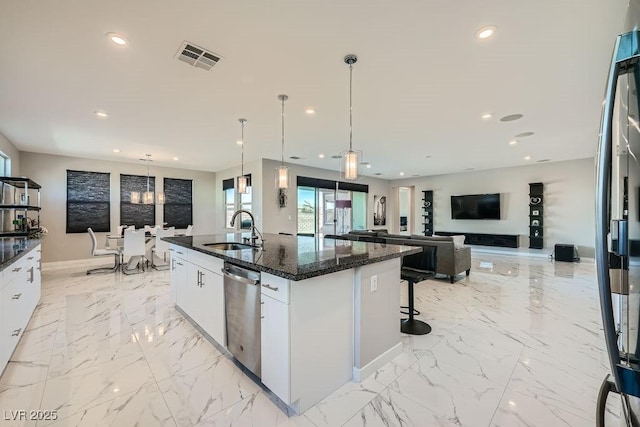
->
[596,1,640,425]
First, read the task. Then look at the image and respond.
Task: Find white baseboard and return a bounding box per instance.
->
[352,342,402,383]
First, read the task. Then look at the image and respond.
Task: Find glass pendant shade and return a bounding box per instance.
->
[142,191,154,204]
[237,175,248,194]
[276,165,289,189]
[344,150,359,180]
[155,192,165,205]
[131,191,141,204]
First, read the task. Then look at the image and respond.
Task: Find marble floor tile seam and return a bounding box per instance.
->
[487,345,526,426]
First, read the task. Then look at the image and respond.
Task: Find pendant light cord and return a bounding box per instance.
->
[281,97,285,165]
[146,154,151,192]
[349,63,353,151]
[241,120,245,176]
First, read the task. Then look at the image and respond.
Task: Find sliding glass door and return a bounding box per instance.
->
[297,186,366,236]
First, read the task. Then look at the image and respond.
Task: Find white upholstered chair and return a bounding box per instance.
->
[122,228,146,274]
[87,227,121,274]
[151,226,175,270]
[185,225,194,236]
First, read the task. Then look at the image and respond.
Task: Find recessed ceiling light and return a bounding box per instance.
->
[236,140,243,145]
[366,164,372,169]
[113,149,120,153]
[400,172,405,176]
[306,109,315,114]
[515,131,535,138]
[318,153,325,158]
[500,114,524,122]
[106,32,128,46]
[173,157,179,161]
[95,111,108,118]
[509,140,517,145]
[476,26,497,40]
[482,113,493,120]
[524,155,531,160]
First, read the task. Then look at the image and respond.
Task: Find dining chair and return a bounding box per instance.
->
[185,224,194,236]
[122,228,146,274]
[87,228,121,274]
[151,226,175,270]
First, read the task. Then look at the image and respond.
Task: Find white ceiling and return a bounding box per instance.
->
[0,1,629,179]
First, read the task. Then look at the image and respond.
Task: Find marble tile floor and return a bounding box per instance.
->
[0,253,620,426]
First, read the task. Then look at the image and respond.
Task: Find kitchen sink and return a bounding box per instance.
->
[204,242,255,251]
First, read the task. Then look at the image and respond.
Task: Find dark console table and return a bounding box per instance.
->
[435,231,519,248]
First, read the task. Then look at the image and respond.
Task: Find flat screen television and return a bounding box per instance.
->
[451,193,501,220]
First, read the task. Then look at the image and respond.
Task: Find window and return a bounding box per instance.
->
[222,175,252,229]
[163,178,192,229]
[120,174,155,228]
[66,170,110,233]
[0,151,10,177]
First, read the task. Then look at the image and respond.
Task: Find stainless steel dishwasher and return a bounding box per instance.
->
[221,262,261,378]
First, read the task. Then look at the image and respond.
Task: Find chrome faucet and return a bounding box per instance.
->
[230,209,263,248]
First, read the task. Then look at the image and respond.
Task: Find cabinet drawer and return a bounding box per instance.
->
[189,249,224,273]
[169,244,188,258]
[3,257,28,289]
[260,273,289,304]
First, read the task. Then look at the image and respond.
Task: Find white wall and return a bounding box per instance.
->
[260,159,392,235]
[0,131,20,176]
[20,152,216,262]
[395,158,596,257]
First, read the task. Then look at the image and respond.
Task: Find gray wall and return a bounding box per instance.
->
[394,158,596,256]
[20,152,216,262]
[260,158,392,235]
[0,131,20,176]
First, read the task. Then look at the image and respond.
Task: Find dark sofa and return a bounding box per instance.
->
[341,230,471,283]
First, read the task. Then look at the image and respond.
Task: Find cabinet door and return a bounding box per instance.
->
[261,294,290,404]
[175,258,196,319]
[198,267,225,346]
[0,284,9,372]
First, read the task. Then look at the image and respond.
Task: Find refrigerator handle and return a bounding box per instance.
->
[596,32,626,397]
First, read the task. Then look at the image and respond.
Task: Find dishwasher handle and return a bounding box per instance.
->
[221,268,260,286]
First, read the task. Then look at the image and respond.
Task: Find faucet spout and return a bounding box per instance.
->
[230,209,263,248]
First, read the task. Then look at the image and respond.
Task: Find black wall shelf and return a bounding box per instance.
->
[529,182,544,249]
[422,190,433,236]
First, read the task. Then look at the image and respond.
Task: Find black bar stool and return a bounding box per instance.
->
[399,246,437,335]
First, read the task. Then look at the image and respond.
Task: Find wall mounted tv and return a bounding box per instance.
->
[451,193,501,220]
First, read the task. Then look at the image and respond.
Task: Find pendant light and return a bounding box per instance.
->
[237,118,249,194]
[343,54,362,181]
[276,94,290,189]
[131,154,164,204]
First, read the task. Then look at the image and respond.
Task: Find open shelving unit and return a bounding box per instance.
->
[529,182,543,249]
[0,177,41,238]
[422,190,433,236]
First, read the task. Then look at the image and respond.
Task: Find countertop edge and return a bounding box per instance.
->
[0,239,41,272]
[165,237,421,281]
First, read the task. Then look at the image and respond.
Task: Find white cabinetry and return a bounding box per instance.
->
[260,270,353,413]
[172,247,225,347]
[0,244,42,376]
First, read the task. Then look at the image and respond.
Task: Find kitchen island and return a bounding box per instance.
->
[164,232,420,414]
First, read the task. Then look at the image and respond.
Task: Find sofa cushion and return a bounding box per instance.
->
[452,235,466,249]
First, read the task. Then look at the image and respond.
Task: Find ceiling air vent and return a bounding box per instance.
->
[175,41,222,71]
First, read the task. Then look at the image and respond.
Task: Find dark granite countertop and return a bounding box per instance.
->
[0,238,41,271]
[163,233,421,281]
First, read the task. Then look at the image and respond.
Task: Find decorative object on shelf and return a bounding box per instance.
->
[342,54,362,180]
[373,195,386,225]
[0,177,42,237]
[422,190,434,236]
[276,94,290,189]
[529,182,544,249]
[237,118,249,194]
[131,154,165,205]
